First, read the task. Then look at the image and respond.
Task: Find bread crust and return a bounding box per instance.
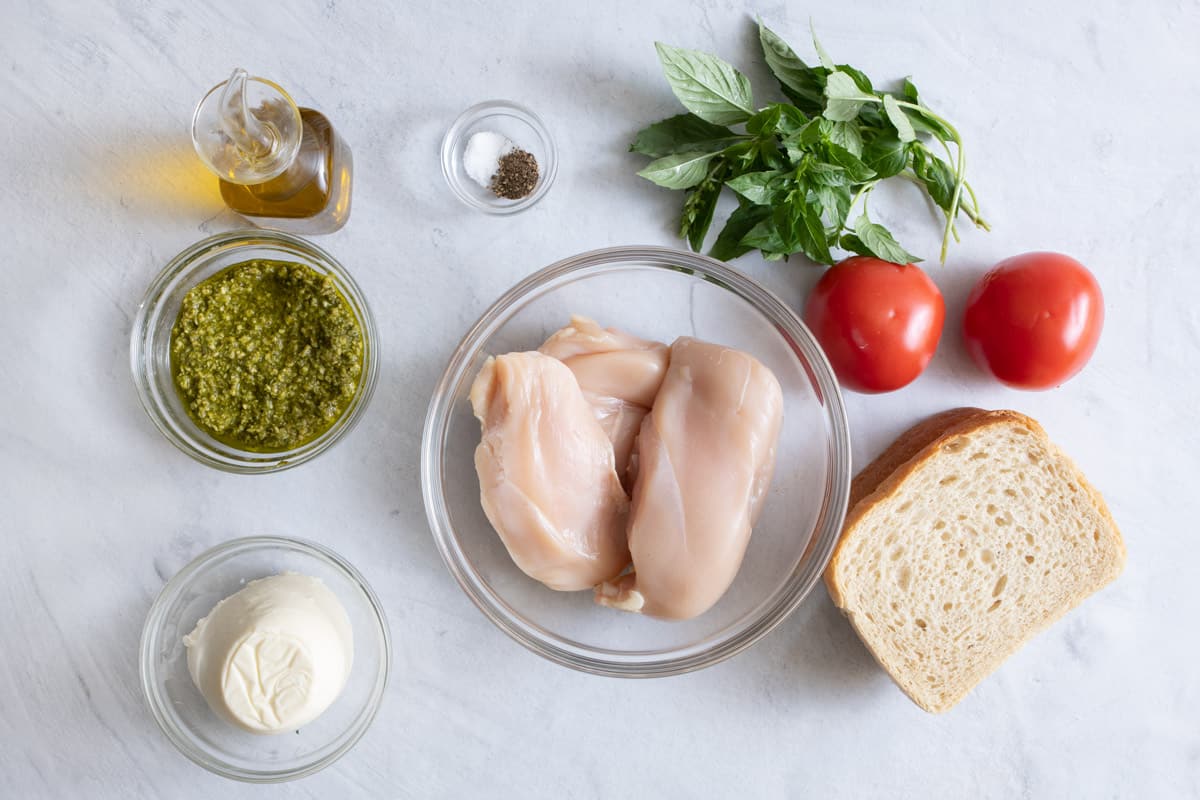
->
[846,408,986,512]
[823,408,1126,713]
[825,407,987,607]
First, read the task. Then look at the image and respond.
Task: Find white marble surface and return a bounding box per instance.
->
[2,1,1197,797]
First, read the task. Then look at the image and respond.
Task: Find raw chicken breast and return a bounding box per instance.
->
[470,351,630,591]
[539,316,669,487]
[595,337,784,619]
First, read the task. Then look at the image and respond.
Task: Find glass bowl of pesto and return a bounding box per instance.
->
[131,230,379,473]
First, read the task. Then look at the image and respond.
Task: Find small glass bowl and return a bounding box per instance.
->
[140,536,391,783]
[130,230,379,473]
[440,100,557,214]
[421,246,851,677]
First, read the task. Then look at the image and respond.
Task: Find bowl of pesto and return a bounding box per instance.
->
[131,230,379,473]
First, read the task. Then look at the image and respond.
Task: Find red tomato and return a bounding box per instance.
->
[803,256,945,394]
[962,252,1103,390]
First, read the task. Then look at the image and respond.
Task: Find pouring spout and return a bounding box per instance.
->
[191,67,303,185]
[217,67,276,160]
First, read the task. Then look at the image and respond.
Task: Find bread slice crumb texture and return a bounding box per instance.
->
[827,409,1125,713]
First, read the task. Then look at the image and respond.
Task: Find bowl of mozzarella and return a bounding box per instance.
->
[421,246,851,676]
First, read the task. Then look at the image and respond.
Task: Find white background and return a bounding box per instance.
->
[2,1,1197,797]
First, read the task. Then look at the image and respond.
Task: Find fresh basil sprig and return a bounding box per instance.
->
[632,20,990,265]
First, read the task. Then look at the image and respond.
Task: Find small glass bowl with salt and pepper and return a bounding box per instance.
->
[440,100,557,214]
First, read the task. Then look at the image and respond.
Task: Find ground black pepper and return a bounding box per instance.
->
[491,149,539,199]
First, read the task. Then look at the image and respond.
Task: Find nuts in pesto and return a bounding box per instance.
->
[170,258,364,452]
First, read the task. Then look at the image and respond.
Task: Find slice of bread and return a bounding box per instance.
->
[825,408,1125,713]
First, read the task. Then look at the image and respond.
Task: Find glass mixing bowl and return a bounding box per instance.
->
[130,230,379,473]
[139,536,391,782]
[421,246,851,677]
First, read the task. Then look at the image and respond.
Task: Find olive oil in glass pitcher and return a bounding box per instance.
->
[191,68,352,234]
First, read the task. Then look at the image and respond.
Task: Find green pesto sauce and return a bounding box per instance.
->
[170,258,364,453]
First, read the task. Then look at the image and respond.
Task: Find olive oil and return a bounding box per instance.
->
[192,69,353,234]
[218,109,352,230]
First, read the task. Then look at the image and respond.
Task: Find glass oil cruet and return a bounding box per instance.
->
[191,68,352,234]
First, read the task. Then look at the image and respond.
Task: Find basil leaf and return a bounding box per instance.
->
[780,79,830,118]
[726,170,791,205]
[796,200,834,264]
[776,104,812,137]
[631,113,741,158]
[898,80,956,141]
[758,21,827,115]
[723,139,764,172]
[882,94,916,143]
[710,204,770,261]
[837,64,875,94]
[857,104,886,131]
[636,150,720,189]
[803,118,829,146]
[746,105,782,135]
[811,29,836,71]
[776,201,804,250]
[784,140,807,164]
[759,142,789,171]
[824,141,876,182]
[906,104,954,141]
[818,119,863,156]
[912,148,956,210]
[728,138,788,173]
[743,199,834,265]
[680,178,722,252]
[742,217,787,256]
[814,182,853,230]
[806,161,848,187]
[852,214,921,264]
[654,43,755,125]
[862,134,910,179]
[823,71,876,121]
[838,233,869,256]
[783,120,825,164]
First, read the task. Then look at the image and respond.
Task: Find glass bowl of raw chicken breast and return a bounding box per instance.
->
[421,246,851,676]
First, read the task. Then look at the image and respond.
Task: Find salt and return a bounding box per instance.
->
[463,131,515,189]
